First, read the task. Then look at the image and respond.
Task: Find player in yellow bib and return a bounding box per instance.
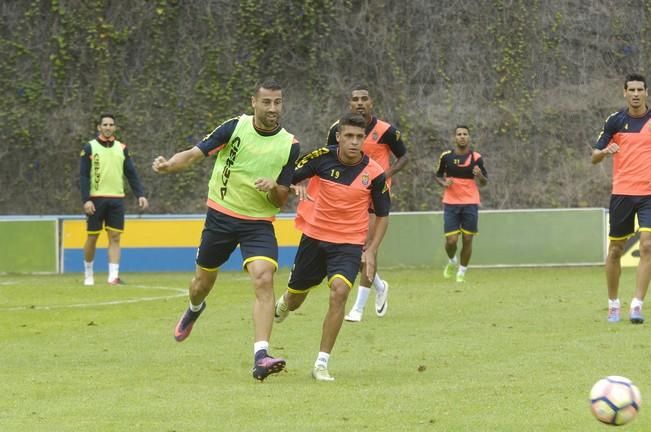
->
[152,79,300,381]
[79,113,149,286]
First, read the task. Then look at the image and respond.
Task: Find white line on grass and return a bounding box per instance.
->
[0,284,186,311]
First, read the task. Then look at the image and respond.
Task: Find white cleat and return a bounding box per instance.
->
[375,280,389,317]
[84,276,94,286]
[274,298,289,323]
[344,309,363,322]
[312,365,335,381]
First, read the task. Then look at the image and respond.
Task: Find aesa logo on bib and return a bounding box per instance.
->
[220,137,241,199]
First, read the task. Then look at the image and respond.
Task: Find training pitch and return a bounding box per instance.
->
[1,267,649,431]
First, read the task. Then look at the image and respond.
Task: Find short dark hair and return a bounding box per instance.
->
[97,113,115,125]
[254,79,283,95]
[455,124,470,133]
[350,83,370,95]
[625,73,646,90]
[339,112,366,130]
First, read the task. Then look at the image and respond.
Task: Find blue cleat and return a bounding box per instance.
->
[630,306,644,324]
[607,306,620,323]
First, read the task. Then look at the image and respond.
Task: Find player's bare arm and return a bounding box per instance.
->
[256,178,290,208]
[289,183,312,201]
[83,200,96,215]
[361,215,389,280]
[435,176,453,187]
[152,147,204,173]
[591,143,620,164]
[473,166,488,186]
[385,154,409,179]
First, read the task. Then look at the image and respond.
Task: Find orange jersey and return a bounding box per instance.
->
[327,117,406,188]
[435,150,487,205]
[293,146,390,245]
[595,108,651,196]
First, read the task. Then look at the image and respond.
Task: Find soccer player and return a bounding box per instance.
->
[435,125,488,283]
[152,79,300,380]
[592,73,651,324]
[326,85,408,323]
[274,112,390,381]
[79,113,149,286]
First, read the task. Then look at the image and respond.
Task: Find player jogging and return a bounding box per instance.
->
[274,112,390,381]
[435,125,488,283]
[327,85,407,323]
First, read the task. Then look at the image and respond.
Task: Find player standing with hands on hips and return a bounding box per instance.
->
[152,79,300,380]
[592,73,651,324]
[435,125,487,283]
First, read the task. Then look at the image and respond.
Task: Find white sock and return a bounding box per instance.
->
[84,261,94,278]
[631,298,644,309]
[315,352,330,368]
[458,265,467,275]
[189,300,204,312]
[449,257,458,265]
[352,286,371,311]
[254,341,269,356]
[608,298,620,308]
[108,263,119,280]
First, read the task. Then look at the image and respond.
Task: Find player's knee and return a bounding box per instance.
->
[251,270,273,291]
[638,239,651,258]
[329,280,349,306]
[608,244,625,260]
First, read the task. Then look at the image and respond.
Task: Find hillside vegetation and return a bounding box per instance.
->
[2,0,649,214]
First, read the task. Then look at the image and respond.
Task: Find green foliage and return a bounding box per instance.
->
[0,1,642,213]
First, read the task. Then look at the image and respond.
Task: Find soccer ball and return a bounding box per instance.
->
[590,376,641,425]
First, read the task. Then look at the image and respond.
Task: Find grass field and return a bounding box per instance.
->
[1,266,649,431]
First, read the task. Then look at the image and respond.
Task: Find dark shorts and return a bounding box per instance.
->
[609,195,651,239]
[443,204,479,235]
[287,234,363,292]
[196,208,278,270]
[87,197,125,233]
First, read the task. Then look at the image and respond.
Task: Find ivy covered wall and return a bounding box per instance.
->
[1,0,650,214]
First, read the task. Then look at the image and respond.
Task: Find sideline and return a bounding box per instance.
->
[0,284,186,311]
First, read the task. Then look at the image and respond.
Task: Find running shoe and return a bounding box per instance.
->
[252,356,286,381]
[274,297,289,323]
[375,280,389,317]
[344,309,363,322]
[443,263,456,279]
[630,306,645,324]
[174,302,206,342]
[607,306,621,323]
[312,365,335,382]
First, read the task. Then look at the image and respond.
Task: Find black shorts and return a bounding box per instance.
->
[443,204,479,235]
[609,195,651,239]
[86,197,125,233]
[287,234,363,292]
[196,208,278,271]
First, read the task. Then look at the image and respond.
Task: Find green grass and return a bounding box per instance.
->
[1,267,650,431]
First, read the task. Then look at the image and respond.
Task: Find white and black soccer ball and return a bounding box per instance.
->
[590,376,641,426]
